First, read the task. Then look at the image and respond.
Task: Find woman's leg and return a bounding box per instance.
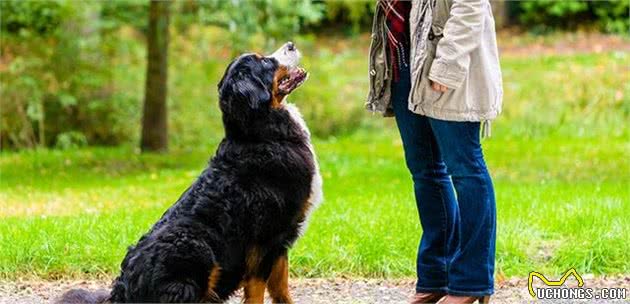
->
[428,118,497,296]
[391,67,459,293]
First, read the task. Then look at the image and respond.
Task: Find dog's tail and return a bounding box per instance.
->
[55,288,110,304]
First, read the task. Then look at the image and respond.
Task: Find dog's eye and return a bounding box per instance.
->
[262,58,272,67]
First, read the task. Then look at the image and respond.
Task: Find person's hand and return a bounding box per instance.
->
[430,80,448,93]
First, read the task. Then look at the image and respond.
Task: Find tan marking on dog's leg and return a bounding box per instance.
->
[205,264,221,301]
[246,246,262,275]
[243,277,266,304]
[267,255,293,304]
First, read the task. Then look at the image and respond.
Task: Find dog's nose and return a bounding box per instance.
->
[286,41,295,51]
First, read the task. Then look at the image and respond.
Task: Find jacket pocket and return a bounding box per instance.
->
[418,34,444,104]
[424,85,443,103]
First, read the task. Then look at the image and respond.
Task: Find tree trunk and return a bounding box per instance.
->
[491,0,509,29]
[141,0,170,152]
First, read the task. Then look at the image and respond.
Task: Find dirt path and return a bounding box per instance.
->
[1,276,628,303]
[497,31,630,57]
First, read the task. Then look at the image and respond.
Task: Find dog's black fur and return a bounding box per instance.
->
[57,52,317,303]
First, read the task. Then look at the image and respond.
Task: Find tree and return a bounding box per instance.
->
[140,0,170,152]
[491,0,509,28]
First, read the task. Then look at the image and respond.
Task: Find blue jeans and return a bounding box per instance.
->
[391,64,496,296]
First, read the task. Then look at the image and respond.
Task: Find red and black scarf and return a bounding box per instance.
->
[380,0,412,81]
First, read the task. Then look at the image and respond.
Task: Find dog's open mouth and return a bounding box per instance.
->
[278,67,307,95]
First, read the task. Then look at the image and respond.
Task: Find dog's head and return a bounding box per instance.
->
[218,42,307,118]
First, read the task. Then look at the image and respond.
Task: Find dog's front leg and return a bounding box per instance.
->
[267,255,293,304]
[243,277,266,304]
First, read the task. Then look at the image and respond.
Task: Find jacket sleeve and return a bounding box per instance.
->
[428,0,484,89]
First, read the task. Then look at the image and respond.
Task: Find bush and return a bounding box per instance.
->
[55,131,88,150]
[592,1,630,34]
[318,1,375,35]
[100,0,148,32]
[195,0,324,53]
[514,0,630,34]
[0,1,66,35]
[1,2,137,149]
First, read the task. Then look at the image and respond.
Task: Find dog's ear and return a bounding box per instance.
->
[219,70,270,111]
[217,61,234,93]
[232,74,271,110]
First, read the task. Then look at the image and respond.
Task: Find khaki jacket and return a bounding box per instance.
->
[366,0,503,122]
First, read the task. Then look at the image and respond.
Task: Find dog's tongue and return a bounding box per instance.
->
[290,67,303,77]
[291,68,307,82]
[279,68,307,93]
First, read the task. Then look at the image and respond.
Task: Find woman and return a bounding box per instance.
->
[366,0,502,303]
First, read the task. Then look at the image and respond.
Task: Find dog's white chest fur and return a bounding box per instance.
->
[285,103,323,235]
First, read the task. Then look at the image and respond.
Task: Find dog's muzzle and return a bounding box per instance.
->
[270,41,301,68]
[271,42,307,94]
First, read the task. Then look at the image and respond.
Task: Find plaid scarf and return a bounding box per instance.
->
[380,0,412,81]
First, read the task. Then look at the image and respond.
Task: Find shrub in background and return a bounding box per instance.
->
[194,0,324,54]
[317,1,375,35]
[513,0,629,34]
[100,0,148,33]
[1,2,137,150]
[0,1,65,34]
[592,1,630,34]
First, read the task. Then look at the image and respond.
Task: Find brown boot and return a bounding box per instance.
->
[439,295,490,304]
[410,292,447,304]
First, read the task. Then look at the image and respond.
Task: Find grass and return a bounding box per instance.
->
[1,132,628,279]
[0,32,629,280]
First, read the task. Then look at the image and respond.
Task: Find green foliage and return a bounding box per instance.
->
[518,1,591,33]
[1,1,326,150]
[0,60,44,148]
[515,0,629,34]
[55,131,88,150]
[319,0,374,35]
[195,0,324,53]
[592,1,630,34]
[100,0,148,32]
[2,1,628,150]
[1,2,138,149]
[0,1,66,35]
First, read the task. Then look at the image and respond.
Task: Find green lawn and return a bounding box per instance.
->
[1,130,628,279]
[1,39,629,279]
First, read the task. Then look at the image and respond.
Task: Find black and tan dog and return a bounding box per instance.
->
[58,42,322,303]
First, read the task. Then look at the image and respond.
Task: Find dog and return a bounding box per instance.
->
[57,41,322,303]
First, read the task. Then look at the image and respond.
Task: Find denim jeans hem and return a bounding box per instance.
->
[446,287,494,297]
[415,286,449,294]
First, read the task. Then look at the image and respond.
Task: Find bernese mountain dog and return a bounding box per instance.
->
[57,42,322,303]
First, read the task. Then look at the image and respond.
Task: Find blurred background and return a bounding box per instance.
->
[1,0,628,150]
[0,0,628,281]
